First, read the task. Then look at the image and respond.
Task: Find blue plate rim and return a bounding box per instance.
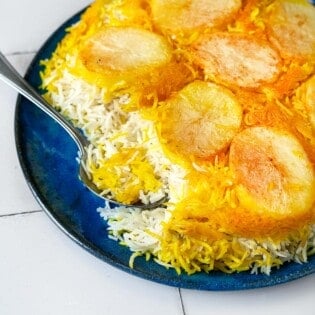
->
[13,6,315,291]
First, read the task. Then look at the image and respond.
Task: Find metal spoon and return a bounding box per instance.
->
[0,51,166,209]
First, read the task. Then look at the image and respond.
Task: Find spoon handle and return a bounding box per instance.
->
[0,51,88,154]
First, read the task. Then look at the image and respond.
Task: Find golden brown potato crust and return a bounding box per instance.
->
[150,0,242,33]
[191,33,281,89]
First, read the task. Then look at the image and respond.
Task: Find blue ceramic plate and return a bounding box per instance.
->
[15,7,315,291]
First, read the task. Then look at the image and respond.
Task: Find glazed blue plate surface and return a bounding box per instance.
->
[14,8,315,291]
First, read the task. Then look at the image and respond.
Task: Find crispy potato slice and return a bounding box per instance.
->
[192,33,281,88]
[230,126,315,217]
[159,81,242,159]
[150,0,241,33]
[79,26,172,78]
[265,0,315,59]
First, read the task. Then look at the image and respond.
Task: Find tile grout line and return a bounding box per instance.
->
[0,209,43,218]
[5,50,37,57]
[178,288,187,315]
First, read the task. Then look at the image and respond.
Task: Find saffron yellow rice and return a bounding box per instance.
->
[41,0,315,275]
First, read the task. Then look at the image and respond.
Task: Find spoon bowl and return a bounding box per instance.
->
[0,51,166,209]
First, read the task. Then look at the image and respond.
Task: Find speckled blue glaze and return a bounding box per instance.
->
[14,6,315,291]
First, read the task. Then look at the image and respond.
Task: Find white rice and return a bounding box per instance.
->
[42,65,186,245]
[45,68,188,204]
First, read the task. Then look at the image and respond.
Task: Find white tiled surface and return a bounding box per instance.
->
[0,54,40,215]
[0,1,314,315]
[0,213,182,315]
